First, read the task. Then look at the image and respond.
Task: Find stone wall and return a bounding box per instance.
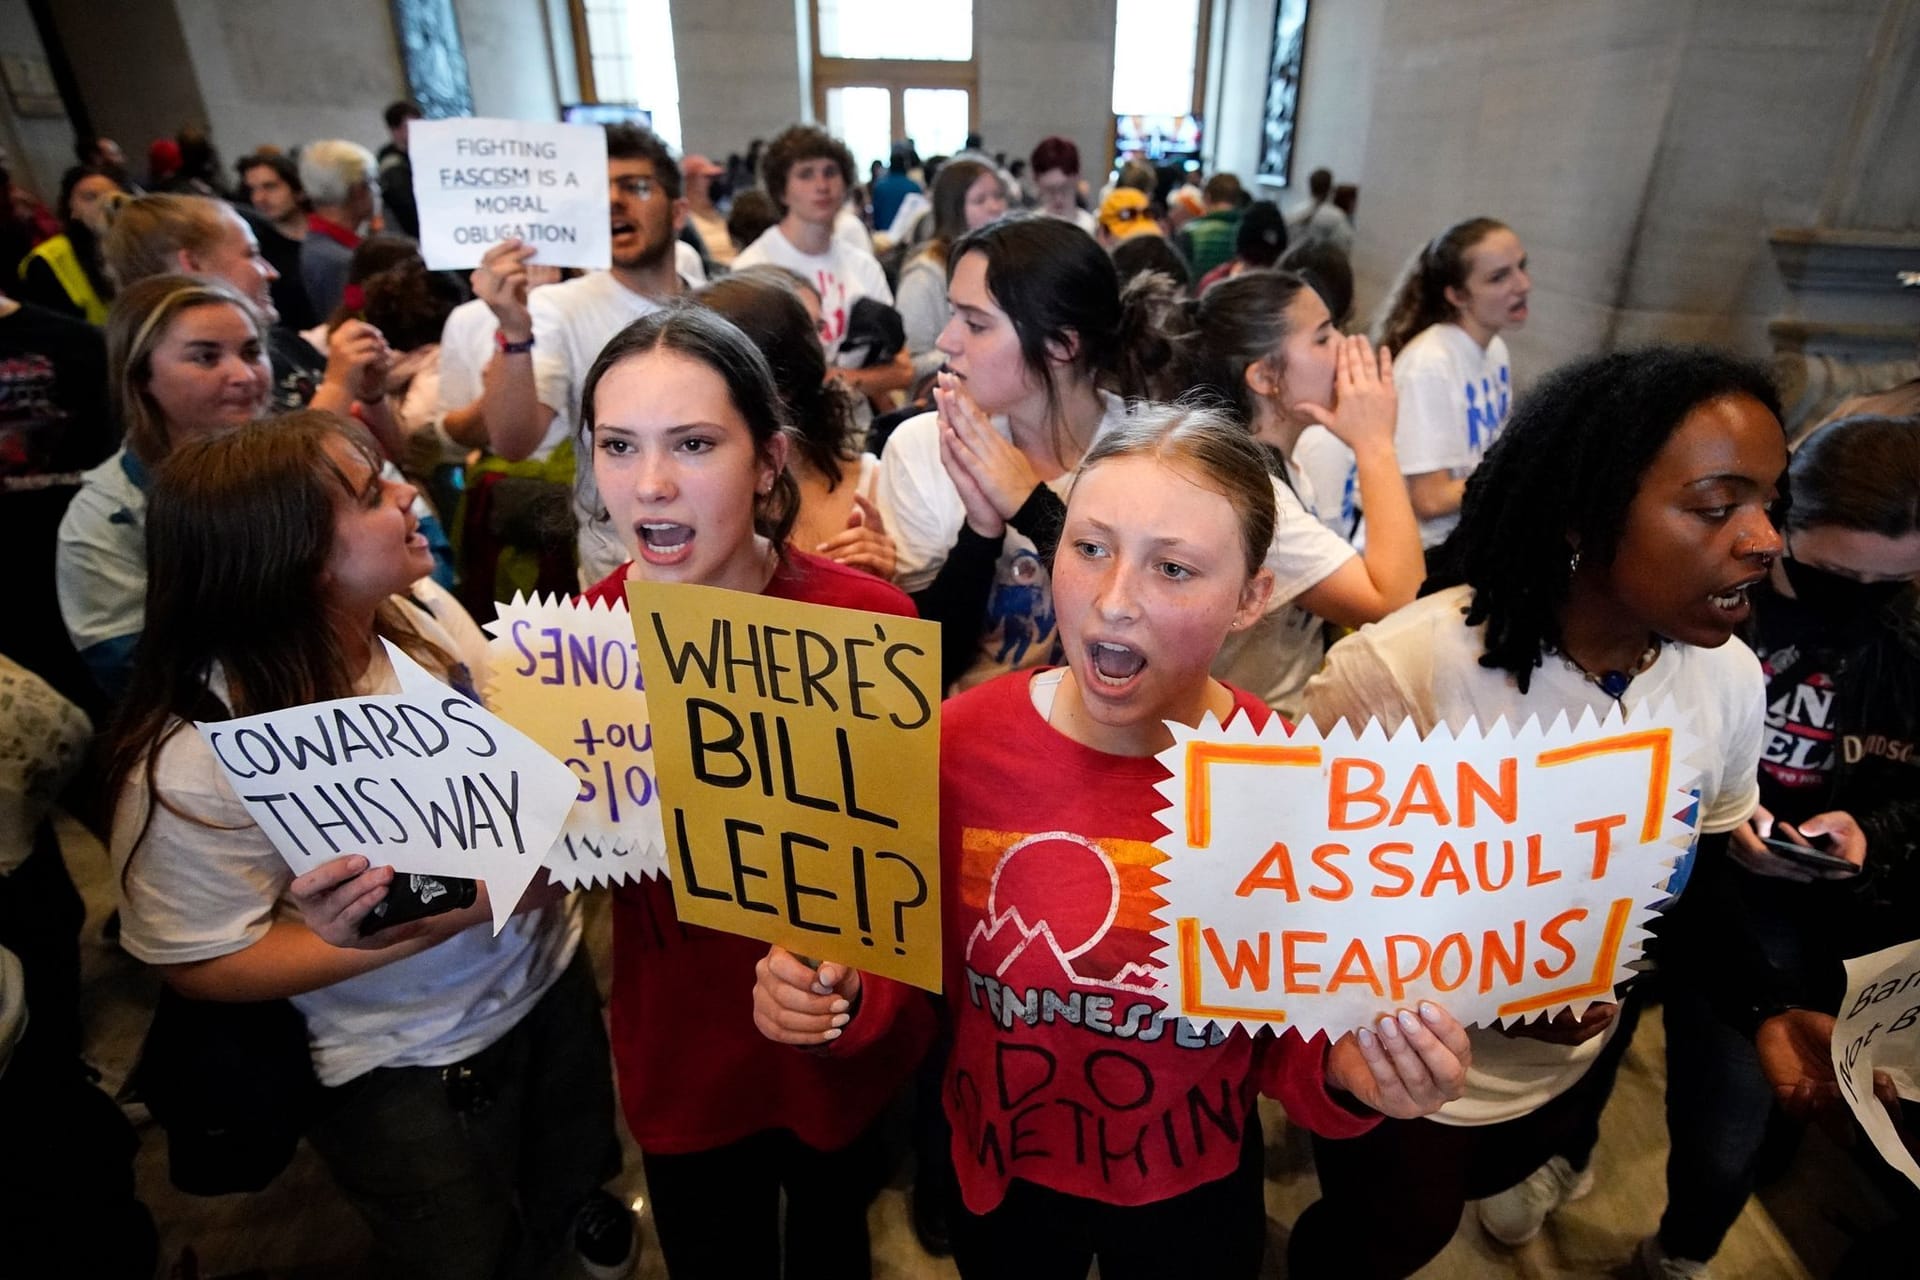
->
[1206,0,1920,378]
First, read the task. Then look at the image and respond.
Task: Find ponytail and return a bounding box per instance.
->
[1374,216,1507,354]
[1162,269,1313,427]
[1110,269,1183,402]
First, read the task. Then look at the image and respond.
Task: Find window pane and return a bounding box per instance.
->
[902,88,970,160]
[818,0,972,61]
[1112,0,1199,116]
[825,86,893,179]
[624,0,683,150]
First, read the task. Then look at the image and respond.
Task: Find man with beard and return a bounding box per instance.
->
[237,152,316,330]
[472,124,691,583]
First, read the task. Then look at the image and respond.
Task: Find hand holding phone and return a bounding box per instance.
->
[1758,824,1861,876]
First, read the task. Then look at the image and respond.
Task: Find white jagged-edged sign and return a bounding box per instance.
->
[1831,938,1920,1190]
[1151,701,1703,1040]
[196,640,578,933]
[484,593,666,888]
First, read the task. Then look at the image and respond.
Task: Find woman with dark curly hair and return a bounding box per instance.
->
[1287,346,1799,1278]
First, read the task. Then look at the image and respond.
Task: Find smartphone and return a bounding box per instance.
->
[357,872,478,936]
[1758,832,1858,875]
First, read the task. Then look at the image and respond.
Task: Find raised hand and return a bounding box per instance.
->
[816,493,898,578]
[471,238,538,340]
[1296,335,1397,453]
[936,371,1041,519]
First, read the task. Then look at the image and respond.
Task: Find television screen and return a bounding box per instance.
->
[563,103,653,128]
[1114,114,1203,170]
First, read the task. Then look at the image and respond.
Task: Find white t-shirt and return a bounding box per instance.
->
[878,397,1353,696]
[1290,425,1361,542]
[1392,323,1513,548]
[733,226,893,364]
[435,297,499,436]
[1043,206,1099,237]
[1300,584,1765,1126]
[1212,455,1357,718]
[834,205,875,257]
[113,582,582,1087]
[675,239,708,287]
[529,271,667,584]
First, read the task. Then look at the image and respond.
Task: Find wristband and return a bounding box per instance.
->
[496,331,535,355]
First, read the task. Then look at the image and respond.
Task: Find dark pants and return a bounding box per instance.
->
[0,826,157,1278]
[1289,1000,1642,1280]
[306,951,620,1280]
[640,1123,886,1280]
[949,1112,1267,1280]
[1657,972,1780,1262]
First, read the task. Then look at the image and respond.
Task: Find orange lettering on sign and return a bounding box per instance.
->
[1234,841,1300,900]
[1575,813,1629,879]
[1308,843,1354,901]
[1388,763,1451,825]
[1175,918,1290,1023]
[1457,757,1518,824]
[1497,897,1636,1017]
[1367,842,1416,896]
[1282,931,1328,994]
[1328,758,1389,830]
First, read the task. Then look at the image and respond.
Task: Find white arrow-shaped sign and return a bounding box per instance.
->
[194,640,577,933]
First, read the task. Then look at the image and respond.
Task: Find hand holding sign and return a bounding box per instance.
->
[1827,938,1920,1189]
[411,118,611,271]
[754,944,862,1044]
[629,581,943,991]
[1325,1002,1472,1118]
[195,640,577,933]
[1152,702,1703,1039]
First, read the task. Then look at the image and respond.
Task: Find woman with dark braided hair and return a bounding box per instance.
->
[1286,347,1809,1278]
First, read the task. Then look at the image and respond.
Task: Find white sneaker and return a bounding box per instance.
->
[1634,1234,1712,1279]
[1475,1155,1595,1246]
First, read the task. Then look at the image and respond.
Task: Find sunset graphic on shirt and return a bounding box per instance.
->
[958,826,1167,996]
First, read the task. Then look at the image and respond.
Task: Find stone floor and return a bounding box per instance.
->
[62,814,1896,1279]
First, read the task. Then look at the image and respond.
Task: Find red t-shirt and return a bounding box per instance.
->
[839,668,1377,1212]
[586,551,937,1154]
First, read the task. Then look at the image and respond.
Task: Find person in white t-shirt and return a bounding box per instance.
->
[1375,217,1532,549]
[733,124,911,403]
[469,123,691,585]
[105,413,626,1278]
[1167,269,1425,716]
[1285,347,1801,1279]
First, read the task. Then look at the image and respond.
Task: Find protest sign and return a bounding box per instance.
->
[1831,938,1920,1189]
[1152,702,1702,1039]
[410,117,610,271]
[628,581,944,991]
[485,593,665,887]
[195,640,577,932]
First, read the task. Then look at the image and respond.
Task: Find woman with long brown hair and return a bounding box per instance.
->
[107,411,623,1278]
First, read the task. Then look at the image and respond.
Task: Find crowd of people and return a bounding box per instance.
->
[0,99,1915,1280]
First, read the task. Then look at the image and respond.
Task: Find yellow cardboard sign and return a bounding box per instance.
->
[628,580,943,991]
